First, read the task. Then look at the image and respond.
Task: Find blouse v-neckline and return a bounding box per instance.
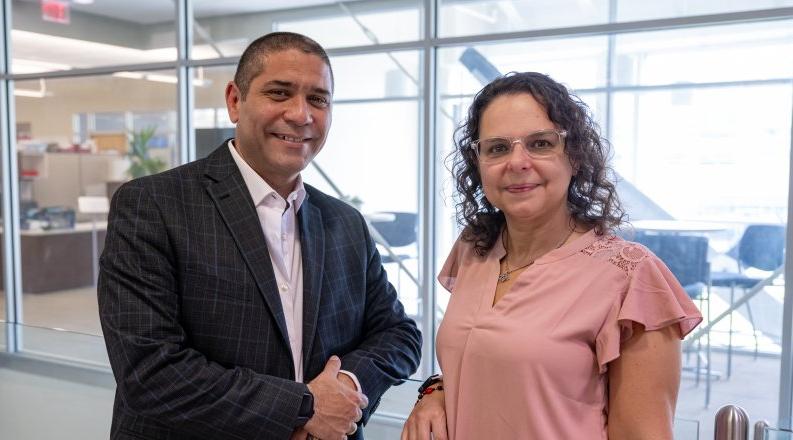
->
[485,229,597,311]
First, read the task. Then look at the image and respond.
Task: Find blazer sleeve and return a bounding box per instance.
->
[338,213,422,424]
[98,182,306,440]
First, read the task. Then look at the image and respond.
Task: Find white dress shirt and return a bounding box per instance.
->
[228,141,361,391]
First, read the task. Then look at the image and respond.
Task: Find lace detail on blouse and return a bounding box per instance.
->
[581,234,650,275]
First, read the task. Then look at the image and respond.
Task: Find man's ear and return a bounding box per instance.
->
[225,81,241,124]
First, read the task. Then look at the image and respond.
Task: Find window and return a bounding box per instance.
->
[191,0,422,57]
[13,73,178,361]
[612,20,793,86]
[1,1,792,438]
[11,0,176,73]
[433,16,792,437]
[308,51,423,350]
[438,0,609,38]
[616,0,793,22]
[610,24,792,429]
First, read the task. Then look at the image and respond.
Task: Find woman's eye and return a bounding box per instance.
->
[488,143,510,154]
[531,139,553,150]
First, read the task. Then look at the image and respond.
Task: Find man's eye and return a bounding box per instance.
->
[267,90,289,99]
[310,95,329,107]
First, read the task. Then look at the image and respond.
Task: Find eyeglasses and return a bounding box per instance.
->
[471,129,568,164]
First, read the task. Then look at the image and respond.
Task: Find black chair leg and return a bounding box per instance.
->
[744,299,759,360]
[727,284,735,379]
[706,318,712,407]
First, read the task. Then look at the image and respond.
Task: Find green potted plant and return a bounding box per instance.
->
[127,126,167,178]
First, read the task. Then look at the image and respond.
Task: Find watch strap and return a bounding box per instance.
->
[294,389,314,427]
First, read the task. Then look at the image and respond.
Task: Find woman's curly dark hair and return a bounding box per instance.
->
[451,71,625,256]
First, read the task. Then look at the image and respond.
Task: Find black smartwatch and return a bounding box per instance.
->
[294,389,315,428]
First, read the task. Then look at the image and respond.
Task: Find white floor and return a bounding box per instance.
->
[0,355,114,440]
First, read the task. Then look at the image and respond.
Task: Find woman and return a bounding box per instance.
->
[402,72,702,439]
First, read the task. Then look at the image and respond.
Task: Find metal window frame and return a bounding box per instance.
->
[419,0,437,378]
[177,0,194,166]
[0,0,789,425]
[1,0,21,352]
[779,79,793,429]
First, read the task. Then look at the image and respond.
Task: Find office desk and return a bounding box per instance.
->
[0,222,107,293]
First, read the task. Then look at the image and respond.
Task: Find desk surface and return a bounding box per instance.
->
[631,219,727,233]
[21,221,108,236]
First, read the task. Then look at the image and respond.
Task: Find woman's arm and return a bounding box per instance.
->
[608,323,681,440]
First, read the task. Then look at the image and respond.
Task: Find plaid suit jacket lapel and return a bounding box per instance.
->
[202,145,292,362]
[298,197,324,369]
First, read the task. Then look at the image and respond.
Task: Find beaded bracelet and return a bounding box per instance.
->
[415,384,444,404]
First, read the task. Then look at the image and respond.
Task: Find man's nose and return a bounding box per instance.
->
[283,97,313,125]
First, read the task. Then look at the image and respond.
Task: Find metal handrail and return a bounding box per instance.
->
[683,265,784,350]
[755,420,769,440]
[715,404,750,440]
[754,420,793,439]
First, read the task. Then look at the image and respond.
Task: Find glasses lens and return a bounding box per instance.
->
[523,130,562,157]
[474,130,564,163]
[477,137,512,162]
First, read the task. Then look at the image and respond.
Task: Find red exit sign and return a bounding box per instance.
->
[41,0,70,24]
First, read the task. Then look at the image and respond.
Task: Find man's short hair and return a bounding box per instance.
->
[233,32,333,99]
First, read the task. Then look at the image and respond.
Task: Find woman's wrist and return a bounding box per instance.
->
[415,374,444,404]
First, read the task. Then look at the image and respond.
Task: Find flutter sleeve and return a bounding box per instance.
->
[595,251,703,374]
[437,238,466,293]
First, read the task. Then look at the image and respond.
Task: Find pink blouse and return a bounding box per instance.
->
[436,229,702,439]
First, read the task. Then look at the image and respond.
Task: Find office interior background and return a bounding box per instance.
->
[0,0,792,438]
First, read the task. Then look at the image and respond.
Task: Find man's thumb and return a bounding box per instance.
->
[324,355,341,375]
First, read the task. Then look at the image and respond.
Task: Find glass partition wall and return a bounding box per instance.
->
[1,0,792,436]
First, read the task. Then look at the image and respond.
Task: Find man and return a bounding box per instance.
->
[98,32,421,440]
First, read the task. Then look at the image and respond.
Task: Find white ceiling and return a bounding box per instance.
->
[19,0,341,25]
[12,0,346,72]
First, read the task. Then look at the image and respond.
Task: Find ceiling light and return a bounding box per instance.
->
[113,70,211,87]
[144,73,179,84]
[13,58,71,74]
[14,89,50,98]
[14,79,51,98]
[112,71,145,80]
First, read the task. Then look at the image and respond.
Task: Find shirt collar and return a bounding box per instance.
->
[227,140,307,210]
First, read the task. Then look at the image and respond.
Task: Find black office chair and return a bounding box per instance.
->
[710,224,786,377]
[633,231,710,299]
[369,212,418,264]
[369,212,418,293]
[633,231,714,405]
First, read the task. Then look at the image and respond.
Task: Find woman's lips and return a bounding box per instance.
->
[506,184,539,193]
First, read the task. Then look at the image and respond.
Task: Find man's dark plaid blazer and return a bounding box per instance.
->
[98,142,422,440]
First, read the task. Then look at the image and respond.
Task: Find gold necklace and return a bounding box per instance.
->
[498,227,575,283]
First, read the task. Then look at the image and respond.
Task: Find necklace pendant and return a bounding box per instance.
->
[497,273,510,283]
